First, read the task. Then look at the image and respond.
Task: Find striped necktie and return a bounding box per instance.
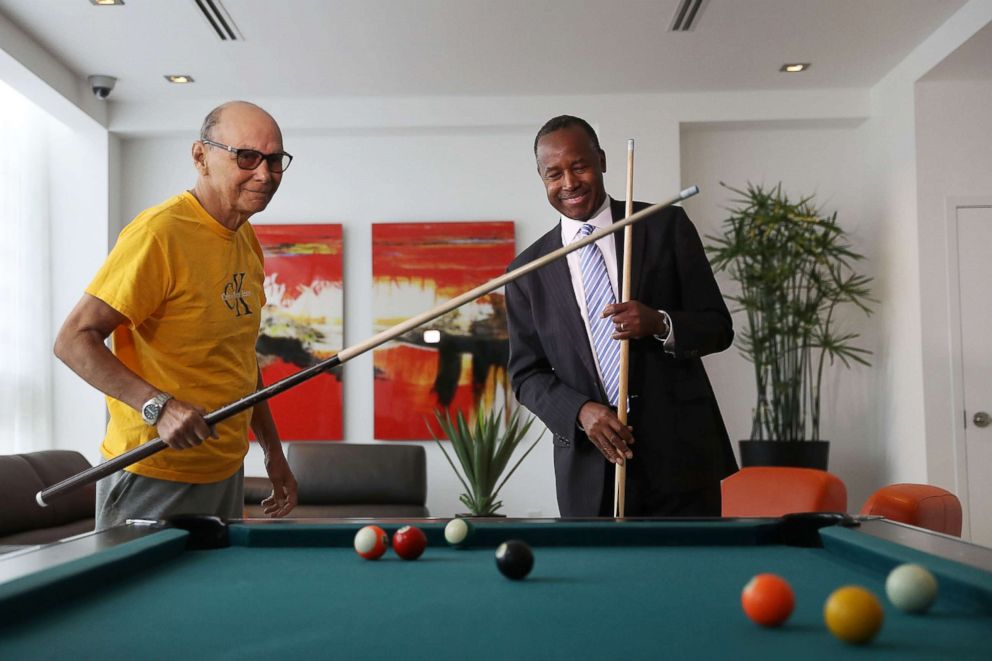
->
[577,224,620,406]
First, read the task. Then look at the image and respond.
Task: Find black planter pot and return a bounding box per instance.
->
[738,440,830,470]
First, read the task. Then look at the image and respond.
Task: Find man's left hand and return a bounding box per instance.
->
[603,301,667,340]
[262,452,298,518]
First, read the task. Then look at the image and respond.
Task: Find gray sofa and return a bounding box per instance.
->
[0,443,428,550]
[244,443,429,518]
[0,450,96,548]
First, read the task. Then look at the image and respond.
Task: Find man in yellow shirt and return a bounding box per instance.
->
[55,101,298,528]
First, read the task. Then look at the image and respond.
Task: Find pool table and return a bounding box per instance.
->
[1,516,990,659]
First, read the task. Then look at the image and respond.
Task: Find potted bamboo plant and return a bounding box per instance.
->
[706,182,874,469]
[429,406,543,516]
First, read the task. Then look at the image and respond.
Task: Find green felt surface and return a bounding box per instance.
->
[0,523,989,660]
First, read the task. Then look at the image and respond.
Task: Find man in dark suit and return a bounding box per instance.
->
[505,115,738,517]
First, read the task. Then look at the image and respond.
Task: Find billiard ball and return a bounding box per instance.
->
[741,573,795,627]
[444,518,475,548]
[495,540,533,580]
[354,525,389,560]
[392,525,427,560]
[823,585,884,644]
[885,563,938,613]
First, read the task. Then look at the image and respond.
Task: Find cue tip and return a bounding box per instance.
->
[627,138,634,150]
[36,491,48,508]
[680,185,700,199]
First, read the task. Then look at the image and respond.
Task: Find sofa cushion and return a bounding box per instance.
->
[21,451,95,527]
[0,451,95,541]
[0,455,49,536]
[244,504,429,518]
[243,476,273,504]
[287,443,427,507]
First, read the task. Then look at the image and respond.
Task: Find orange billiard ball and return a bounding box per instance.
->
[741,573,795,627]
[354,525,389,560]
[392,525,427,560]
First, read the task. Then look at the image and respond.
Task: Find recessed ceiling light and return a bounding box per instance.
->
[90,0,124,5]
[780,63,810,73]
[423,330,441,344]
[164,75,195,84]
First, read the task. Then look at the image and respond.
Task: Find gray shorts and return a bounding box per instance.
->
[95,464,245,530]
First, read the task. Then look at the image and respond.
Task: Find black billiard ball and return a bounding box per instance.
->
[495,540,533,580]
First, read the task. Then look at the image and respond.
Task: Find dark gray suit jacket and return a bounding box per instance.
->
[506,199,738,516]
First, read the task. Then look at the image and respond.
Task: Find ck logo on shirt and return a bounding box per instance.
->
[222,272,253,316]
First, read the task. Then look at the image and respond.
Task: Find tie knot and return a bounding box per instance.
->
[578,224,595,238]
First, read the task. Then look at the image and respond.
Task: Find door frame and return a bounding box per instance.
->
[944,196,992,540]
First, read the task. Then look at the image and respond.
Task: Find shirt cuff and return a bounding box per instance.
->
[653,310,675,353]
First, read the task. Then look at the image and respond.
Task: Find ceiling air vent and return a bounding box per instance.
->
[194,0,243,41]
[669,0,709,32]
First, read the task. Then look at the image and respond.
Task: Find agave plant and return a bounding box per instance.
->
[706,182,874,441]
[430,406,543,516]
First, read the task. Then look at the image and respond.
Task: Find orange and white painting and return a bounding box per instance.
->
[253,223,343,440]
[371,222,515,440]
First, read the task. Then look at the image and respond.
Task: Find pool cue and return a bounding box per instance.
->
[613,139,634,518]
[36,185,700,507]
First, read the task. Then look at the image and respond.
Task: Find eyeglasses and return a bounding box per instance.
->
[200,138,293,173]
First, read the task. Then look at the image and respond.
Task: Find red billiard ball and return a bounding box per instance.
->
[392,525,427,560]
[741,573,795,627]
[354,525,389,560]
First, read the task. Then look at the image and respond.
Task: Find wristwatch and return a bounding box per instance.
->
[140,393,173,426]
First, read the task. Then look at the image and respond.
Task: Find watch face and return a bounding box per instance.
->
[143,403,160,423]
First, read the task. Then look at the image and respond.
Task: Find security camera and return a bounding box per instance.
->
[88,75,117,100]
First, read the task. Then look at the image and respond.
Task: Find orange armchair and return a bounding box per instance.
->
[860,484,962,537]
[721,467,848,517]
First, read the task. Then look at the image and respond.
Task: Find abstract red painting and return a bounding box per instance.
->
[253,224,343,440]
[372,222,516,440]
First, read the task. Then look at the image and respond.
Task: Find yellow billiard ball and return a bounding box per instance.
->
[823,585,884,644]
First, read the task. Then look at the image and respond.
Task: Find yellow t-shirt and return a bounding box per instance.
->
[86,191,266,483]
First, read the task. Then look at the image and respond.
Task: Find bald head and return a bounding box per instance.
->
[200,101,282,143]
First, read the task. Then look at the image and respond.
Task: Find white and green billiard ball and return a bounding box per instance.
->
[886,563,938,613]
[444,518,474,548]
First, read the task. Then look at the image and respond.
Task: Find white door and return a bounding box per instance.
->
[956,205,992,547]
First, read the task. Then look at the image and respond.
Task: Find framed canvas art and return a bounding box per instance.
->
[253,223,344,440]
[372,221,515,440]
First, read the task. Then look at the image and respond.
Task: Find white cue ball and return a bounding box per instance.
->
[885,563,938,613]
[444,518,470,545]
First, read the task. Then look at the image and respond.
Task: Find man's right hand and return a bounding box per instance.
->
[577,401,634,465]
[155,399,216,449]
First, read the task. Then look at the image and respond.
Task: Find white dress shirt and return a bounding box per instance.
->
[559,198,675,396]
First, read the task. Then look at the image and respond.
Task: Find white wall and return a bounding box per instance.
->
[0,9,112,460]
[680,119,878,508]
[0,9,106,130]
[857,2,992,501]
[915,80,992,518]
[48,122,112,461]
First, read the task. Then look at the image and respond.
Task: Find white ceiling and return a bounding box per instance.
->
[922,20,992,81]
[0,0,973,103]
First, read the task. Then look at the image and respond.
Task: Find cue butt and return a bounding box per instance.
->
[615,138,635,519]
